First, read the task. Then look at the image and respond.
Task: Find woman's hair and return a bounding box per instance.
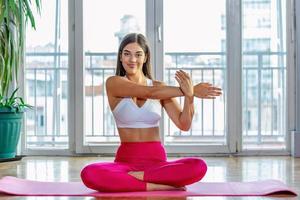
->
[116,33,153,79]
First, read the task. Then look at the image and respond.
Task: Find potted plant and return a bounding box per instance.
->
[0,0,41,159]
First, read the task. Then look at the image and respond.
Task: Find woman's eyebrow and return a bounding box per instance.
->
[123,49,144,54]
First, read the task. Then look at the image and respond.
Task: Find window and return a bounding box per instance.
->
[163,0,226,146]
[242,0,286,150]
[25,0,68,149]
[24,0,291,154]
[83,0,146,145]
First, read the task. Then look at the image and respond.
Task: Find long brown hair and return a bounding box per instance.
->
[116,33,153,79]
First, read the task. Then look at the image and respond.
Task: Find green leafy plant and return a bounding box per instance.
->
[0,0,41,112]
[0,88,33,112]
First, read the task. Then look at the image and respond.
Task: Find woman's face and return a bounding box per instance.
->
[120,42,147,76]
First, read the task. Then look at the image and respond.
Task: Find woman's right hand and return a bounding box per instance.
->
[193,83,222,99]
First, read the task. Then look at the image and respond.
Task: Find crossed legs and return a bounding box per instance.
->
[81,158,207,192]
[132,157,207,187]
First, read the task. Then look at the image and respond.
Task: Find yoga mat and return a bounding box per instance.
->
[0,176,297,197]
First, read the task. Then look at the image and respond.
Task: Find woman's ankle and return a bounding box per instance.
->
[128,171,144,181]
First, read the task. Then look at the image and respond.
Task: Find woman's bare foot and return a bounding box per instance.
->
[128,171,187,191]
[128,171,144,180]
[147,183,186,191]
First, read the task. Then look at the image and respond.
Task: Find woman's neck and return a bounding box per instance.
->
[125,73,146,84]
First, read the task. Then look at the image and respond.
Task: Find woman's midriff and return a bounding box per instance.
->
[118,127,160,142]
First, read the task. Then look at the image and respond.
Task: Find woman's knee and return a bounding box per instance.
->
[182,158,207,181]
[81,164,98,180]
[80,164,111,191]
[81,165,97,187]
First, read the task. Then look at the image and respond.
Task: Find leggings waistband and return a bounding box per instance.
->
[120,141,162,145]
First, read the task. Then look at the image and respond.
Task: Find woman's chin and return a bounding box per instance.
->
[125,70,137,75]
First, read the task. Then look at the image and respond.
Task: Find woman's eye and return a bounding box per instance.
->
[136,54,142,57]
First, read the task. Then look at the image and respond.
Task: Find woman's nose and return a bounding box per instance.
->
[129,55,137,62]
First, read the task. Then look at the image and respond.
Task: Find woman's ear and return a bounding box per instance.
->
[144,54,147,63]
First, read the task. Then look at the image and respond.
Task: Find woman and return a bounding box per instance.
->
[81,33,222,192]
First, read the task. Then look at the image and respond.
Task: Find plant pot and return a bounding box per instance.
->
[0,109,23,159]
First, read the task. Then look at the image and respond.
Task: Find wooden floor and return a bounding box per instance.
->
[0,156,299,200]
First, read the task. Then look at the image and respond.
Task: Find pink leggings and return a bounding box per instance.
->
[81,141,207,192]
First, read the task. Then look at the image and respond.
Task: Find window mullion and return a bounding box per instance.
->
[74,0,85,153]
[295,0,300,133]
[286,0,295,153]
[68,0,76,153]
[149,0,165,143]
[226,0,242,153]
[146,0,155,70]
[155,0,164,143]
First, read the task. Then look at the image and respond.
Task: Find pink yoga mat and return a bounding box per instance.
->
[0,176,297,197]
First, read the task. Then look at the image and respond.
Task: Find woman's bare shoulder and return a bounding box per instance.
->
[106,76,127,87]
[106,75,126,83]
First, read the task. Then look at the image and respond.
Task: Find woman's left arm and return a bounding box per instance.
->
[159,70,195,131]
[160,95,193,132]
[175,70,194,131]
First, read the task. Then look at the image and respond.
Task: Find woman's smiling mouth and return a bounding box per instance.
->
[128,64,136,68]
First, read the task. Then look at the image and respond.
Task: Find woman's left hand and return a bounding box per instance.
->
[175,70,193,99]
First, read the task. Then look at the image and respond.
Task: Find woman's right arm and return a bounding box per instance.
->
[106,76,184,99]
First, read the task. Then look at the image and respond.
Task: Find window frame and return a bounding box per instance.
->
[20,0,295,156]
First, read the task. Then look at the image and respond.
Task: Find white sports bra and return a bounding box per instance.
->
[112,78,162,128]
